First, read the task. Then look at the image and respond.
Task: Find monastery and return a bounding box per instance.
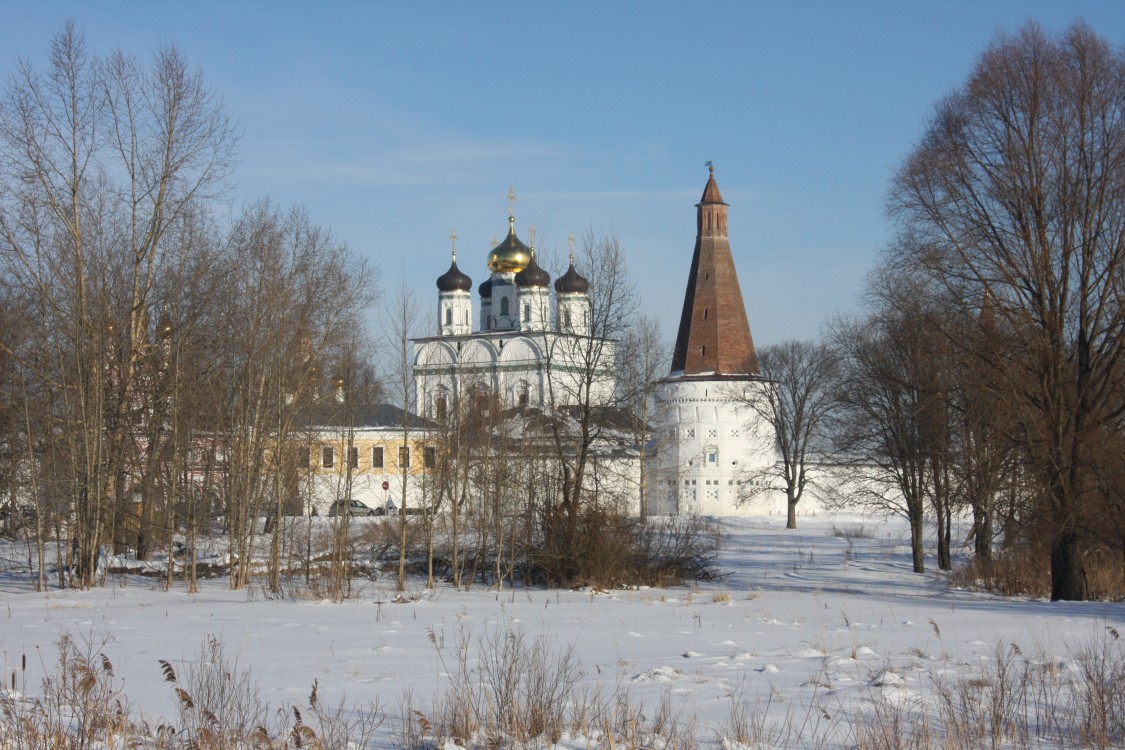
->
[298,166,800,517]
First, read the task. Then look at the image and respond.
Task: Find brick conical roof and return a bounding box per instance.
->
[700,167,725,204]
[670,166,759,376]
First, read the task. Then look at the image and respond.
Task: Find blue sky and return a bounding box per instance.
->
[4,2,1125,349]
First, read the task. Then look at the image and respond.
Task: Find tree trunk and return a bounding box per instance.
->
[1050,529,1086,601]
[935,498,951,571]
[786,493,798,530]
[909,501,925,574]
[972,490,994,564]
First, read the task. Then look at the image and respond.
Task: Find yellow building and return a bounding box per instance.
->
[295,403,435,515]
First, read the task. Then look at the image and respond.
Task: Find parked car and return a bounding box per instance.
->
[0,504,34,524]
[327,499,383,517]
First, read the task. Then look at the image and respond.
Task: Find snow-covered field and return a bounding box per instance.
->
[1,514,1123,748]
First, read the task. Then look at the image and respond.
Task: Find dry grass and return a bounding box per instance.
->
[2,626,1123,749]
[830,523,876,539]
[414,623,583,745]
[952,545,1125,601]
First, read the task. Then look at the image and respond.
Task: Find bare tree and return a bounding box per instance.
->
[888,22,1125,599]
[747,340,840,529]
[617,315,666,522]
[947,296,1018,566]
[540,229,637,585]
[218,202,372,590]
[0,23,237,587]
[381,274,420,593]
[832,296,952,574]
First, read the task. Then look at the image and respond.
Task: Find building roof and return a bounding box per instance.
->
[515,252,550,287]
[436,255,472,292]
[554,260,590,294]
[699,163,726,205]
[296,402,432,430]
[487,215,532,273]
[670,165,760,376]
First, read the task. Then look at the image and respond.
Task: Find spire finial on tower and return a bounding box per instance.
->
[567,232,575,264]
[706,160,714,175]
[450,229,457,262]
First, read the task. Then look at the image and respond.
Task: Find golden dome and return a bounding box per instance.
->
[487,215,531,273]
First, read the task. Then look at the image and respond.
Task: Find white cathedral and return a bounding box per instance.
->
[413,193,616,418]
[412,169,790,517]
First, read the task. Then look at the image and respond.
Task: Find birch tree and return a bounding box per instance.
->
[0,23,236,587]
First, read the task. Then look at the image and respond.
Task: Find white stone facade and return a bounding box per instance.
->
[647,376,778,515]
[413,330,615,416]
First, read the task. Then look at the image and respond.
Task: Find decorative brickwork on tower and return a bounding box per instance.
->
[670,166,760,375]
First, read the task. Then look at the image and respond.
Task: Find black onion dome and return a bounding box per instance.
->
[478,277,493,298]
[554,262,589,294]
[515,254,550,288]
[436,258,472,292]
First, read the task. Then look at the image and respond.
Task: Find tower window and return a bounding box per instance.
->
[500,297,509,316]
[524,303,530,320]
[445,308,452,325]
[565,310,572,328]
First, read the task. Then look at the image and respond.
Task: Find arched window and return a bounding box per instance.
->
[445,308,452,325]
[524,303,530,320]
[564,309,572,329]
[500,297,509,316]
